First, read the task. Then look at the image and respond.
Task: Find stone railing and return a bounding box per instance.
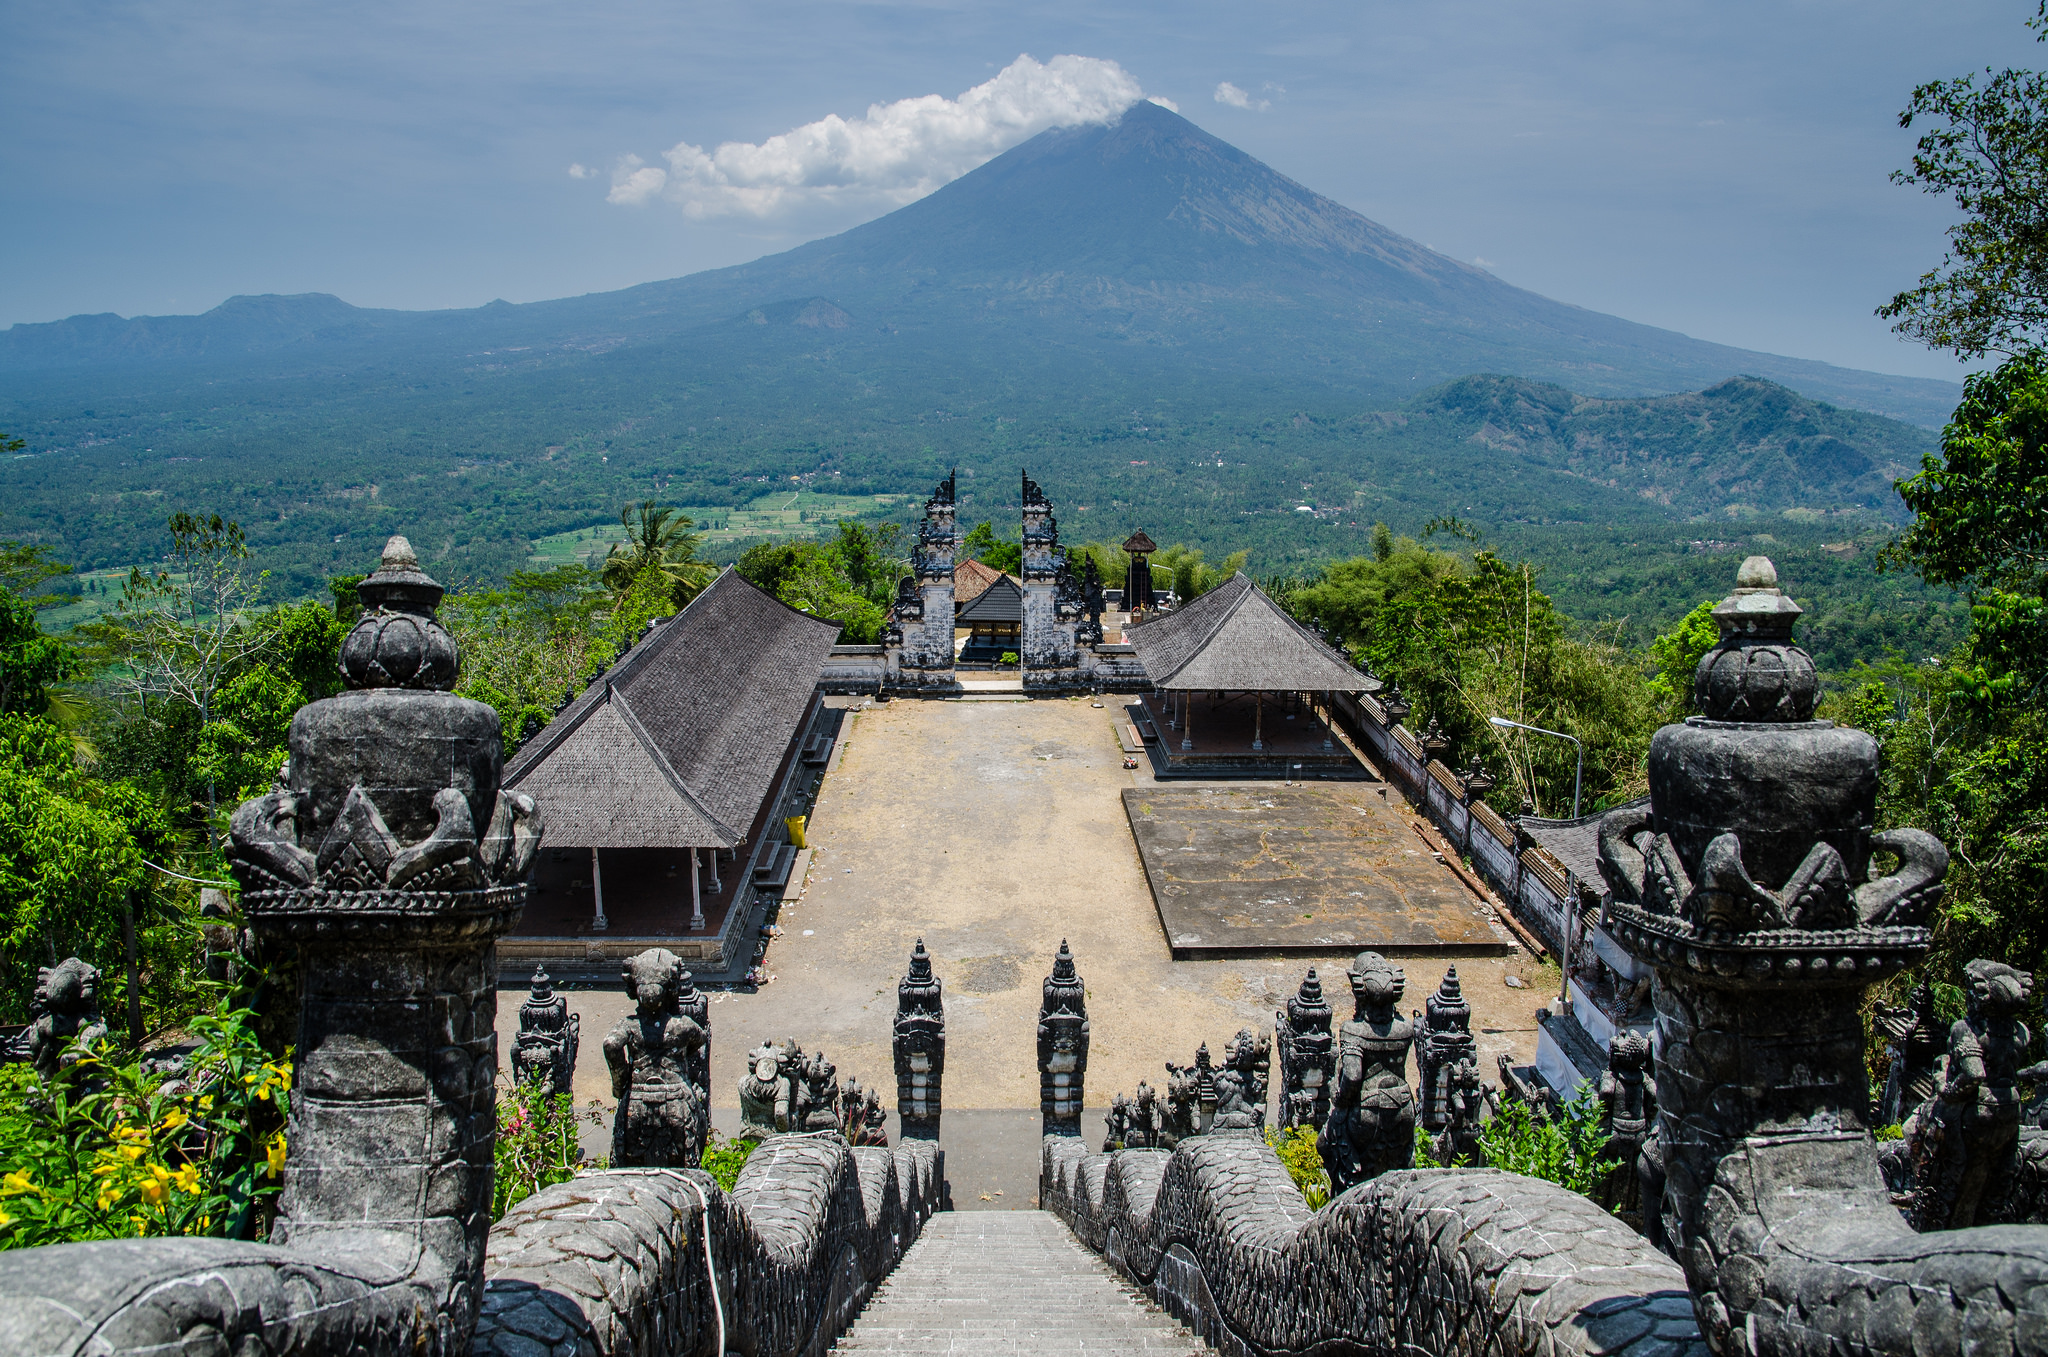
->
[475,1137,942,1357]
[1043,1136,1703,1357]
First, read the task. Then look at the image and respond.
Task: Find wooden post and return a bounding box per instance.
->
[689,849,705,932]
[1181,693,1194,751]
[708,846,722,894]
[123,896,144,1045]
[590,847,608,932]
[1321,693,1335,751]
[1252,693,1264,751]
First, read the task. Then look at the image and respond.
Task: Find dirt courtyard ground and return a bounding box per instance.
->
[539,697,1555,1142]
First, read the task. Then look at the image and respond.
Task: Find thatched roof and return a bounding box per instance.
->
[1124,573,1367,692]
[955,574,1024,625]
[503,568,839,848]
[953,558,1010,605]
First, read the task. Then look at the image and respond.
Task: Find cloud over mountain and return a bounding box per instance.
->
[608,54,1145,219]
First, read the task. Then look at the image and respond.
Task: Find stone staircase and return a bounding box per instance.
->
[832,1211,1207,1354]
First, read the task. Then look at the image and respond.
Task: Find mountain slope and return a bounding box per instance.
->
[0,102,1959,426]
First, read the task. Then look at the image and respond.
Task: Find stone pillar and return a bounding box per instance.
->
[590,846,607,931]
[1275,967,1335,1131]
[893,938,946,1140]
[1599,556,1960,1352]
[228,534,541,1341]
[1037,940,1089,1136]
[689,848,704,931]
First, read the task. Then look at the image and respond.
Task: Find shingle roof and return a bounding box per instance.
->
[503,568,840,848]
[955,574,1024,625]
[1123,573,1367,692]
[1519,796,1646,888]
[953,558,1009,605]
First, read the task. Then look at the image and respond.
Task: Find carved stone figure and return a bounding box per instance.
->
[1434,1057,1492,1167]
[1212,1028,1272,1133]
[739,1040,796,1140]
[855,1087,889,1147]
[1598,1030,1656,1231]
[1877,982,1940,1127]
[23,957,107,1078]
[799,1048,841,1132]
[1104,1092,1133,1151]
[602,948,709,1168]
[1037,940,1089,1135]
[1162,1059,1202,1147]
[1317,951,1416,1193]
[1129,1080,1165,1149]
[893,939,945,1140]
[1416,966,1476,1137]
[509,967,579,1096]
[839,1075,866,1140]
[1907,960,2035,1231]
[1276,967,1335,1131]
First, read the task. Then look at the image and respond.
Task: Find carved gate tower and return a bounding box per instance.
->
[892,471,959,688]
[1019,470,1082,691]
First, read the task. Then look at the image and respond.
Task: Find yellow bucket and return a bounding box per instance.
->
[785,815,808,849]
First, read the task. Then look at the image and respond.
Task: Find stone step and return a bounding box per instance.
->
[832,1211,1207,1354]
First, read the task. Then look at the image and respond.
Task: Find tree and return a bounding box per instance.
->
[89,515,269,819]
[1879,5,2048,358]
[960,520,1022,575]
[1646,600,1719,722]
[602,502,714,605]
[0,587,76,715]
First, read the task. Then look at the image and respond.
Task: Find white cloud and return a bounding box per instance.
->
[611,54,1145,220]
[607,154,668,206]
[1147,95,1179,113]
[567,163,594,179]
[1213,81,1270,112]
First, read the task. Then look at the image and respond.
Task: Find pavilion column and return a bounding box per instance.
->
[590,847,608,932]
[708,846,722,894]
[1253,693,1265,751]
[1181,693,1193,751]
[689,849,705,932]
[1321,692,1335,751]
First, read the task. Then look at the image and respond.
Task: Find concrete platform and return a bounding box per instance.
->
[1123,785,1512,957]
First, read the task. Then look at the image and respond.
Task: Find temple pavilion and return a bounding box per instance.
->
[498,568,840,979]
[1122,572,1375,779]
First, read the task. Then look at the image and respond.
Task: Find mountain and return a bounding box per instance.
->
[0,102,1959,426]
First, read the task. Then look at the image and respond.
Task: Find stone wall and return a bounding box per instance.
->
[474,1137,942,1357]
[1042,1135,1704,1357]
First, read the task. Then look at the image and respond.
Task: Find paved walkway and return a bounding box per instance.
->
[832,1212,1205,1354]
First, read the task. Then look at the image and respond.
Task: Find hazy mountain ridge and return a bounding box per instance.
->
[1406,375,1934,520]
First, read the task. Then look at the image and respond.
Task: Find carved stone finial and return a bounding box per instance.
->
[1277,967,1336,1131]
[1038,941,1089,1136]
[895,938,946,1140]
[1694,554,1815,723]
[510,966,580,1096]
[340,534,459,691]
[1417,967,1476,1136]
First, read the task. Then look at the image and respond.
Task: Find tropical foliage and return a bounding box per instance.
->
[492,1074,600,1220]
[0,997,289,1249]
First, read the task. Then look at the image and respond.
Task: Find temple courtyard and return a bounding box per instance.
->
[525,696,1553,1202]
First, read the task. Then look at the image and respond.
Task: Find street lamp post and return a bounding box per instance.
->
[1487,715,1583,821]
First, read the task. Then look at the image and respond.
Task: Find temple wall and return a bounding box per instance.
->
[1042,1135,1704,1357]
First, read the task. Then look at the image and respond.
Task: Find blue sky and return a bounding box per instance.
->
[2,0,2040,381]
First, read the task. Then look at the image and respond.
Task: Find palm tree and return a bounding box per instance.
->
[603,502,715,603]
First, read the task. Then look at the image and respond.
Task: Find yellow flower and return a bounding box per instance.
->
[199,1214,210,1230]
[160,1107,189,1132]
[1,1170,33,1196]
[198,1094,214,1111]
[97,1188,118,1211]
[119,1143,147,1163]
[266,1134,287,1178]
[138,1177,166,1206]
[0,1208,13,1228]
[172,1163,201,1195]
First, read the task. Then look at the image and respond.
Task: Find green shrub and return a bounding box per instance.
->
[0,997,288,1248]
[1476,1084,1617,1197]
[492,1075,595,1220]
[1263,1124,1330,1209]
[999,651,1019,665]
[1875,1122,1905,1142]
[700,1131,757,1192]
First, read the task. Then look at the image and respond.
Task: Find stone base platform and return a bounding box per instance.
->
[1123,785,1512,957]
